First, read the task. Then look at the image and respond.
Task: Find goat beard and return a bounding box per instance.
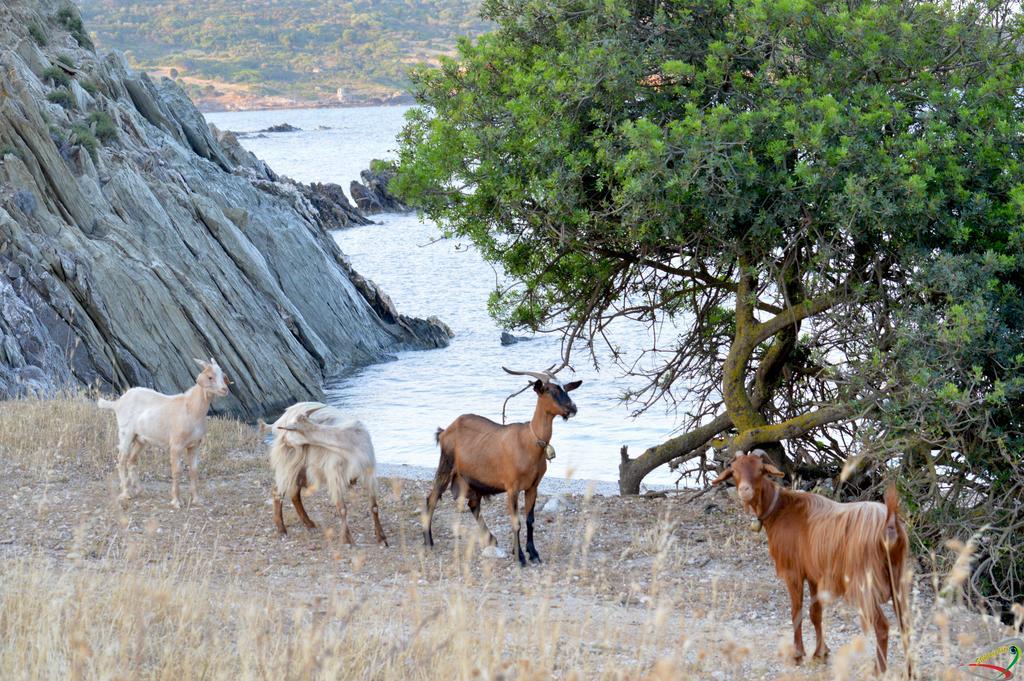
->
[738,495,760,516]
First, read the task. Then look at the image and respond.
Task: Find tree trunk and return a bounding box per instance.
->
[618,413,732,494]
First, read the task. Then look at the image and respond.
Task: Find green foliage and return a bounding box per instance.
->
[77,0,492,102]
[42,66,71,88]
[55,5,95,50]
[369,158,397,174]
[28,23,47,47]
[397,0,1024,603]
[69,123,98,161]
[880,253,1024,606]
[86,111,118,143]
[0,143,19,160]
[80,79,99,96]
[46,89,75,110]
[56,53,76,68]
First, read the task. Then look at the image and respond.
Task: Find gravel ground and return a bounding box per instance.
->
[0,447,1008,679]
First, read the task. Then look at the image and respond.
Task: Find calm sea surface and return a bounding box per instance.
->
[205,106,688,486]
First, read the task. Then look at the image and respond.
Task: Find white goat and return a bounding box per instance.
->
[266,401,387,546]
[98,358,230,508]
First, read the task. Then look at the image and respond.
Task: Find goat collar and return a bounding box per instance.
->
[528,422,557,460]
[528,421,547,448]
[758,484,781,523]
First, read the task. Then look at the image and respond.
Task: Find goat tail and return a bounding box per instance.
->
[434,427,444,446]
[882,484,913,679]
[97,398,116,411]
[883,484,900,545]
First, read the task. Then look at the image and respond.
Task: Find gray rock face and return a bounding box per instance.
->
[349,162,409,215]
[0,0,450,417]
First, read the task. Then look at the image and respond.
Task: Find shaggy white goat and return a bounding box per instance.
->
[98,358,230,508]
[266,401,387,546]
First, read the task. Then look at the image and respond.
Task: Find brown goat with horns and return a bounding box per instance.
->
[713,450,911,676]
[422,367,582,566]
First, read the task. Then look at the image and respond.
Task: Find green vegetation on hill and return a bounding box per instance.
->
[77,0,489,108]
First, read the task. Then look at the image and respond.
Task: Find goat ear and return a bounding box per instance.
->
[532,379,545,394]
[711,468,733,485]
[193,358,209,369]
[563,380,583,392]
[763,463,786,478]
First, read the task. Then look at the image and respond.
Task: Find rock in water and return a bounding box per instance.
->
[500,331,532,346]
[257,123,300,133]
[349,161,409,215]
[0,0,449,417]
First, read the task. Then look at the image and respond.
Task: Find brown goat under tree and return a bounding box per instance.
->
[422,367,582,566]
[713,451,911,676]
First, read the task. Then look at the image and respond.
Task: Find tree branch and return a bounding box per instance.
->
[732,402,861,451]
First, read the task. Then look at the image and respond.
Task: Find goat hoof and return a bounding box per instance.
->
[190,496,203,507]
[813,647,830,662]
[170,498,182,509]
[792,654,804,666]
[529,554,542,565]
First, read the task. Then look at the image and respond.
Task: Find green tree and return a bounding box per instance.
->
[396,0,1024,604]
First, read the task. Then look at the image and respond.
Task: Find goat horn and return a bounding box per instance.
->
[502,366,553,383]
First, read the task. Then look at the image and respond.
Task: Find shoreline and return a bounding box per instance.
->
[374,460,678,497]
[198,99,415,115]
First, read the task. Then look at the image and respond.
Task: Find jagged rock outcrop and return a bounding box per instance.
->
[349,161,409,215]
[0,0,451,416]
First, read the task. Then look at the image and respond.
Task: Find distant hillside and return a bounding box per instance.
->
[77,0,489,110]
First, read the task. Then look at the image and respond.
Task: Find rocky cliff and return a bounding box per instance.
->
[0,0,450,417]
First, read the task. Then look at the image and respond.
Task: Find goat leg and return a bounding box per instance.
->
[116,436,133,501]
[507,489,526,567]
[808,581,829,660]
[785,578,806,663]
[187,444,202,505]
[292,488,316,529]
[870,603,890,674]
[168,445,184,509]
[127,440,143,496]
[422,453,454,547]
[272,485,287,534]
[524,486,541,564]
[335,496,355,545]
[467,490,496,547]
[369,486,387,547]
[274,499,286,532]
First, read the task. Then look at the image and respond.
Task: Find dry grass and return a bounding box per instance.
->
[0,392,263,478]
[0,395,1017,680]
